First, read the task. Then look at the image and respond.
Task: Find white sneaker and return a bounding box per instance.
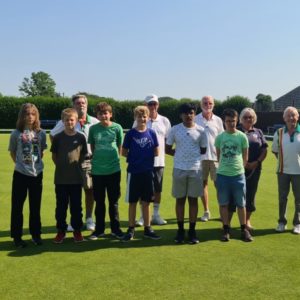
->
[200,211,211,222]
[67,224,74,232]
[86,218,95,231]
[293,224,300,234]
[151,215,167,225]
[135,217,144,227]
[275,223,287,232]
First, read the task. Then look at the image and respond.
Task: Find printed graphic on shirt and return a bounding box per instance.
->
[21,130,40,164]
[221,140,239,161]
[133,136,153,148]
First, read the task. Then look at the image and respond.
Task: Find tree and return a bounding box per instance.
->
[255,93,273,112]
[221,95,252,113]
[19,71,56,97]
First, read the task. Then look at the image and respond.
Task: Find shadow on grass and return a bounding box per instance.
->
[0,218,291,257]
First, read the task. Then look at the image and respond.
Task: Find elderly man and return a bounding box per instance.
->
[272,106,300,234]
[50,94,98,231]
[195,96,224,221]
[134,94,171,226]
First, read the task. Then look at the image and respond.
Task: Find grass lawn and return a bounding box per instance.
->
[0,133,299,300]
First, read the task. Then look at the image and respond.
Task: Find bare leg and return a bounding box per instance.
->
[200,180,209,211]
[176,197,186,221]
[84,189,94,219]
[142,201,150,227]
[188,197,198,223]
[128,202,137,227]
[237,207,246,226]
[219,205,229,225]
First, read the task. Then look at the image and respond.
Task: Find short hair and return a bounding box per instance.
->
[179,102,197,114]
[283,106,299,119]
[201,95,214,106]
[222,108,238,120]
[71,94,88,105]
[94,102,112,114]
[16,103,41,132]
[61,108,78,121]
[134,105,149,118]
[239,107,257,125]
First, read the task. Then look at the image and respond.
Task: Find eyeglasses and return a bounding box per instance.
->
[243,116,253,120]
[147,102,158,106]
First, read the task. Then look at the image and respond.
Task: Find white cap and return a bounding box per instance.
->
[145,94,159,104]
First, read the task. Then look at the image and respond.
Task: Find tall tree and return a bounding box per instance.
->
[19,71,56,97]
[255,93,273,112]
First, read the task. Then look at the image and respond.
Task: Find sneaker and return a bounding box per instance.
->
[14,238,27,248]
[111,229,124,239]
[86,217,96,231]
[151,215,167,225]
[67,224,74,232]
[88,232,105,241]
[293,224,300,234]
[135,216,144,227]
[122,230,134,242]
[276,223,287,233]
[53,232,66,244]
[32,235,43,246]
[188,229,199,244]
[73,231,84,243]
[174,229,185,243]
[220,230,230,242]
[241,229,253,242]
[200,211,210,222]
[144,228,161,240]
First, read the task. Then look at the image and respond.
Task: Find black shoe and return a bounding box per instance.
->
[188,229,199,244]
[144,227,161,240]
[111,229,124,239]
[32,235,43,246]
[241,229,253,242]
[174,229,185,243]
[121,229,134,242]
[221,229,230,242]
[14,238,27,248]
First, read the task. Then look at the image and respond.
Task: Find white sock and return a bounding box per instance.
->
[140,203,143,219]
[153,203,160,216]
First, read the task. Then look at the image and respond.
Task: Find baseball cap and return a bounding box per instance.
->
[145,94,159,104]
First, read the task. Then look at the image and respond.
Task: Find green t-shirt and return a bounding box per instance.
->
[88,122,123,175]
[215,130,249,176]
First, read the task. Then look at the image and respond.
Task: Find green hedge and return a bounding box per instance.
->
[0,95,252,129]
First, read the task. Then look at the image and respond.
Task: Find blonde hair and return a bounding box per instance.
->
[239,107,257,125]
[16,103,41,132]
[134,105,149,118]
[61,108,78,121]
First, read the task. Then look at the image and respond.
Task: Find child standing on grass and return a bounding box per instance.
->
[87,102,124,240]
[166,103,207,244]
[121,105,161,241]
[51,108,88,243]
[215,108,253,242]
[9,103,47,248]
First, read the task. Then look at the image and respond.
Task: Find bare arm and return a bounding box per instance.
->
[216,148,220,162]
[246,147,268,170]
[122,147,128,157]
[52,153,57,165]
[154,147,159,157]
[165,144,175,156]
[243,148,248,167]
[10,151,16,163]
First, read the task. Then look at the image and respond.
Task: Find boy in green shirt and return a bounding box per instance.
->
[215,109,253,242]
[87,102,124,240]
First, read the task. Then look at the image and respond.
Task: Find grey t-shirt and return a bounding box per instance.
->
[8,129,47,177]
[50,131,88,184]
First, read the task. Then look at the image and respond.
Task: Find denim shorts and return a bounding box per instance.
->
[216,174,246,208]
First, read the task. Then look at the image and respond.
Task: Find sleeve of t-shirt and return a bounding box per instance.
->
[165,118,171,137]
[272,131,279,153]
[116,124,124,147]
[166,126,175,146]
[40,130,47,151]
[259,129,268,148]
[50,136,58,153]
[122,130,132,149]
[242,134,249,149]
[8,130,18,152]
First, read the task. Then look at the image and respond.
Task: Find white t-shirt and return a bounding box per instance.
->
[50,114,98,154]
[133,114,171,167]
[166,123,207,170]
[195,113,224,161]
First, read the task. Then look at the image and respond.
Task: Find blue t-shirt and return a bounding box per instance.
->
[122,128,159,174]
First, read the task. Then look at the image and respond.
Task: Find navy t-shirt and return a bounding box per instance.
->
[123,128,159,174]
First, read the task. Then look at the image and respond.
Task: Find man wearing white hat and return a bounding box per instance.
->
[134,94,171,225]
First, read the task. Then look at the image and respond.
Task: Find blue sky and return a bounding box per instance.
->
[1,0,300,101]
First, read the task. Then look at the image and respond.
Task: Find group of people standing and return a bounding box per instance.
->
[8,93,300,248]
